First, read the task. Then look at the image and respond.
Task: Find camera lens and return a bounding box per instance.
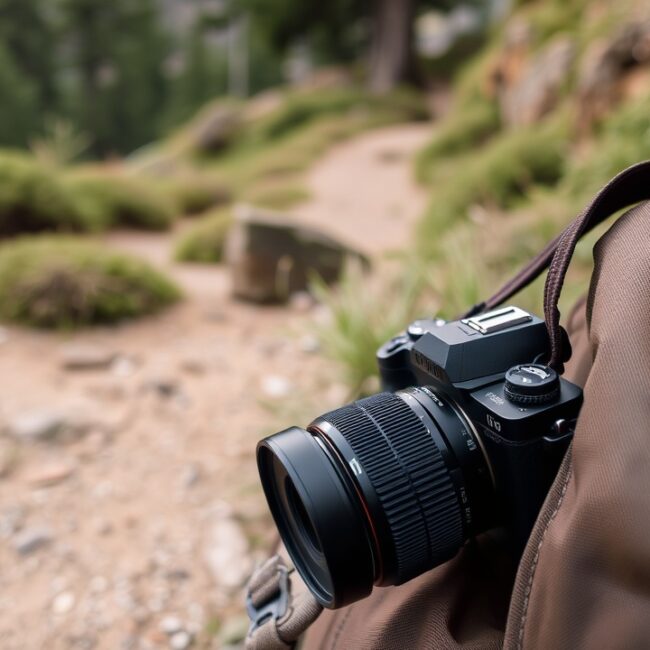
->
[257,388,495,609]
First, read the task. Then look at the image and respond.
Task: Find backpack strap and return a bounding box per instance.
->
[462,160,650,371]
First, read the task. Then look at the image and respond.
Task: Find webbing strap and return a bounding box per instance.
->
[245,555,323,650]
[463,160,650,370]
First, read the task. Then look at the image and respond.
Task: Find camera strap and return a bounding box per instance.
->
[245,555,323,650]
[462,160,650,371]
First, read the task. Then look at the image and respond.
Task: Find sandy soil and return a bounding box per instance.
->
[0,123,430,650]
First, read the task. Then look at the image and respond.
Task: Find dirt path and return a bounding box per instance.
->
[294,123,430,256]
[0,123,431,650]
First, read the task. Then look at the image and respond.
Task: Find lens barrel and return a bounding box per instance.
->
[257,387,494,609]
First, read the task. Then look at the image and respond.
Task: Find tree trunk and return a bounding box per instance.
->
[368,0,416,94]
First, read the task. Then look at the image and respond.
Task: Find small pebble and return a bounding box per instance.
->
[60,344,116,371]
[52,591,75,615]
[299,334,320,354]
[24,459,75,487]
[169,630,192,650]
[13,526,53,555]
[260,375,292,399]
[160,615,183,635]
[6,411,65,442]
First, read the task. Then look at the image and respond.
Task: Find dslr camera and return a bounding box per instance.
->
[257,306,583,608]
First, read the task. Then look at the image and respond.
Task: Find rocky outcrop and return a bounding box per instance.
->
[578,19,650,127]
[489,21,575,127]
[225,205,369,303]
[499,36,575,127]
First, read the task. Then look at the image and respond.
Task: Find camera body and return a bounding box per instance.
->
[256,305,583,608]
[377,305,582,547]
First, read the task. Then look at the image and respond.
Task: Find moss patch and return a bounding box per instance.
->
[0,236,180,328]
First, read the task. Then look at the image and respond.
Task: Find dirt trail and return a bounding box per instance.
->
[0,123,431,649]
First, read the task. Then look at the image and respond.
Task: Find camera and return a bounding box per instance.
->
[256,306,583,608]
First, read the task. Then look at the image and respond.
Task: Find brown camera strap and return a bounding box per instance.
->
[462,160,650,370]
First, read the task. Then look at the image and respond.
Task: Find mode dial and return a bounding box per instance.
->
[504,364,560,405]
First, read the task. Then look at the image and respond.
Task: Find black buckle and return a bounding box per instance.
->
[246,565,291,634]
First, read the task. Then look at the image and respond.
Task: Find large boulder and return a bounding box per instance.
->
[225,205,369,303]
[187,102,241,153]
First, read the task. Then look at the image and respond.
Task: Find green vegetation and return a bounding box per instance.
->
[0,150,193,236]
[415,99,500,184]
[0,236,180,328]
[318,0,650,395]
[418,118,567,246]
[312,265,424,397]
[0,152,91,235]
[174,208,232,263]
[142,84,428,213]
[63,170,175,231]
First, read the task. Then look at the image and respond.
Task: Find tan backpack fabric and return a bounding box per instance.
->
[302,201,650,649]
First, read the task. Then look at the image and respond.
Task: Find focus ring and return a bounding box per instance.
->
[319,392,464,584]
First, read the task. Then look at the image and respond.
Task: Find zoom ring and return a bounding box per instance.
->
[320,392,464,583]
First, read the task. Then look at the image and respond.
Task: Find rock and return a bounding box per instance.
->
[13,526,53,555]
[143,377,180,399]
[299,334,320,354]
[180,463,201,489]
[179,355,206,375]
[499,36,575,127]
[260,375,292,399]
[5,411,66,442]
[204,516,252,592]
[189,103,240,153]
[60,344,117,371]
[578,19,650,127]
[24,459,75,487]
[225,205,369,303]
[0,506,24,539]
[110,356,137,378]
[169,631,193,650]
[52,590,76,615]
[160,615,184,635]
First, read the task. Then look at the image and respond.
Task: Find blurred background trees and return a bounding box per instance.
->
[0,0,489,156]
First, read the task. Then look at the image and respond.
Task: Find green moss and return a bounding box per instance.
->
[0,236,180,328]
[0,151,93,235]
[174,208,232,263]
[64,170,176,231]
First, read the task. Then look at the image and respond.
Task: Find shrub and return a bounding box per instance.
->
[312,264,423,397]
[174,209,232,263]
[0,236,180,328]
[0,151,92,235]
[163,174,230,215]
[64,170,176,231]
[244,87,428,147]
[418,119,567,250]
[415,100,500,184]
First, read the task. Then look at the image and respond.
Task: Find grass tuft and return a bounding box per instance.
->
[174,208,232,263]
